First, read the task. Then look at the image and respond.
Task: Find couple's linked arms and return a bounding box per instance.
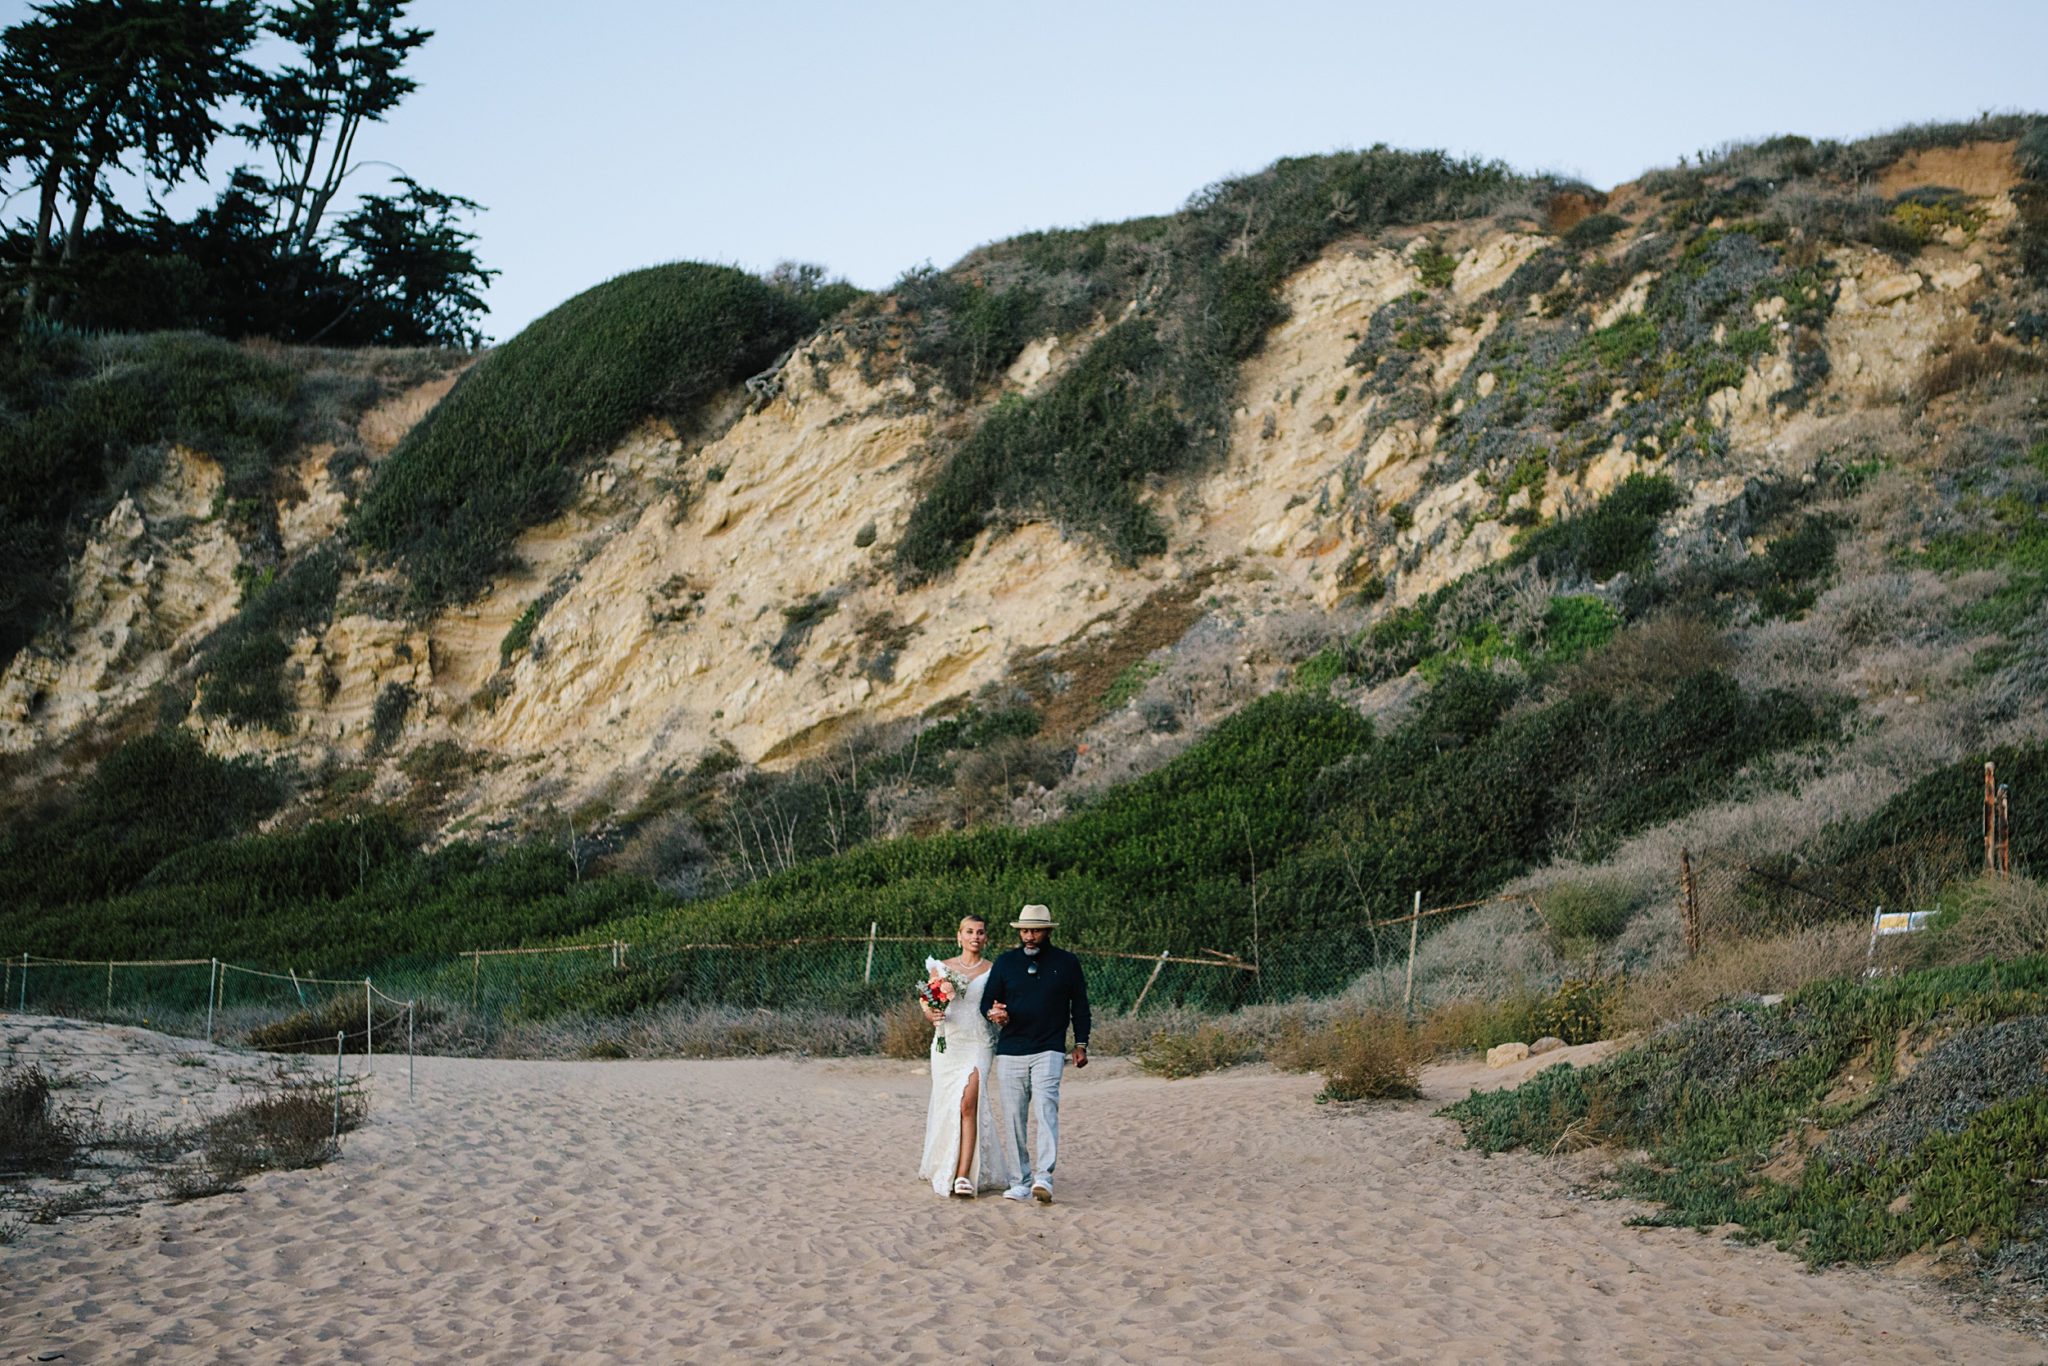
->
[980,956,1091,1066]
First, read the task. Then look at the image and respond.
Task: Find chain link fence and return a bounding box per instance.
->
[5,894,1555,1050]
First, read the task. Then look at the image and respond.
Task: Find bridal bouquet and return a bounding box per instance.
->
[918,958,966,1052]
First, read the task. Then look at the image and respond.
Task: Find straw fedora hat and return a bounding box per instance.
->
[1011,903,1057,929]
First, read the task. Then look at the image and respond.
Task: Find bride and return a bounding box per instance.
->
[916,913,1010,1197]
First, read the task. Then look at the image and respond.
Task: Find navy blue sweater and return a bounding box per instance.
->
[980,945,1091,1056]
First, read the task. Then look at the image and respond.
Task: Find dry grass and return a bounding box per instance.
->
[0,1065,80,1175]
[1307,1011,1423,1102]
[1413,996,1540,1056]
[1927,873,2048,962]
[1133,1020,1261,1078]
[1612,923,1870,1031]
[1557,614,1732,704]
[879,1001,933,1061]
[167,1077,367,1199]
[244,993,377,1054]
[1912,340,2044,404]
[493,1001,884,1059]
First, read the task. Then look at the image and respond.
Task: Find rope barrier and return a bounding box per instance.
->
[462,943,616,958]
[25,954,214,967]
[220,962,368,987]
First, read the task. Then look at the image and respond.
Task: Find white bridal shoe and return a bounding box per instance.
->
[952,1177,975,1199]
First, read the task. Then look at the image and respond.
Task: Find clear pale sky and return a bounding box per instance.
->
[9,0,2047,340]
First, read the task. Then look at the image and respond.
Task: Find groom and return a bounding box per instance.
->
[981,904,1090,1204]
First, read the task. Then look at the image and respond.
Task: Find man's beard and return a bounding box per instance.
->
[1023,944,1041,955]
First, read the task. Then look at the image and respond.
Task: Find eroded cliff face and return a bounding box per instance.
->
[0,142,2027,834]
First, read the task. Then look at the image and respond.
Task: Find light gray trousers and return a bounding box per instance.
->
[994,1050,1064,1195]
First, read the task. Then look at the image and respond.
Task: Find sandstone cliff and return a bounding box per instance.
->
[1,131,2038,854]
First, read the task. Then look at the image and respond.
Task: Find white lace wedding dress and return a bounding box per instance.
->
[916,964,1010,1195]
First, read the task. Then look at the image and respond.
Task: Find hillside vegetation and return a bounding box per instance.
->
[1448,955,2048,1292]
[0,117,2045,1047]
[352,262,847,608]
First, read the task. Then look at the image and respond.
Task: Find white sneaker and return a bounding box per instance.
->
[1001,1187,1032,1203]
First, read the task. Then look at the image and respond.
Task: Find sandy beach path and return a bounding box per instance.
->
[2,1030,2039,1364]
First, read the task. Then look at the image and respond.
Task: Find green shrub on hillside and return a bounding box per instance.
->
[897,321,1187,573]
[574,665,1815,986]
[1539,882,1634,943]
[896,147,1531,579]
[1507,473,1682,581]
[196,549,341,729]
[0,731,284,910]
[896,266,1044,398]
[0,332,303,666]
[354,263,825,608]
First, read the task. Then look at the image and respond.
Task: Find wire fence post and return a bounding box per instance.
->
[364,979,374,1061]
[1985,761,1998,873]
[3,952,11,1013]
[288,967,306,1005]
[1996,784,2012,877]
[863,921,877,985]
[470,951,481,1009]
[106,959,113,1013]
[1680,848,1702,959]
[17,951,27,1013]
[333,1031,345,1140]
[1403,890,1421,1018]
[206,958,218,1041]
[1129,949,1170,1017]
[407,1001,416,1102]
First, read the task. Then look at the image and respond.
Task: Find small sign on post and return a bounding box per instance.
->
[1866,904,1935,973]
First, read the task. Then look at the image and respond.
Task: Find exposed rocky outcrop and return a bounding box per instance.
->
[1,137,2035,842]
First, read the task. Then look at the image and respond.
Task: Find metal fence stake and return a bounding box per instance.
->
[1403,891,1422,1017]
[407,1002,416,1102]
[106,959,113,1013]
[365,979,374,1061]
[863,922,877,985]
[206,958,217,1041]
[18,951,27,1013]
[333,1031,345,1140]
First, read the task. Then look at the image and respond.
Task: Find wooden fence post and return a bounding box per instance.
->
[1403,890,1422,1017]
[1996,784,2012,877]
[1681,848,1701,959]
[470,950,481,1009]
[863,922,877,985]
[1985,761,1998,873]
[1130,950,1170,1017]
